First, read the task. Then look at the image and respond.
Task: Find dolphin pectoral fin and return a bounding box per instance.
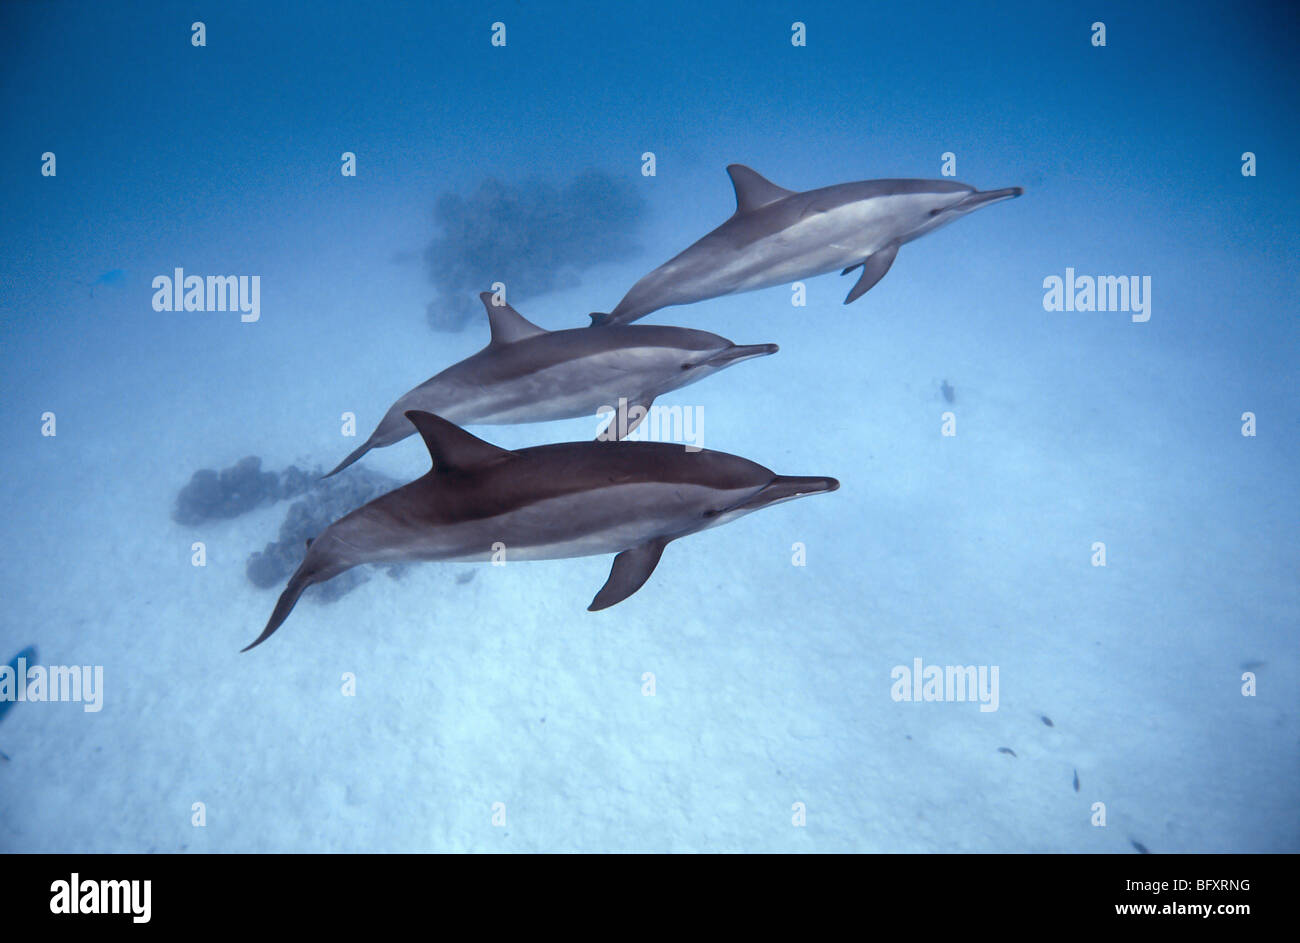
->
[595,395,655,441]
[588,538,669,611]
[623,399,653,438]
[843,243,900,304]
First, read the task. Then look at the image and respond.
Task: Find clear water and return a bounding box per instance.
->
[1,0,1295,852]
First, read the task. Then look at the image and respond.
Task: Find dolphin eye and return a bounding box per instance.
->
[929,207,942,217]
[702,508,719,518]
[681,362,692,370]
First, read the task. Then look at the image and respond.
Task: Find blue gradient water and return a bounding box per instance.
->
[1,1,1296,852]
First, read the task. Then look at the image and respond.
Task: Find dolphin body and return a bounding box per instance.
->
[589,164,1024,326]
[325,291,776,476]
[245,411,837,650]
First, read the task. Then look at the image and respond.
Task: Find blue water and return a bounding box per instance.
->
[1,0,1296,852]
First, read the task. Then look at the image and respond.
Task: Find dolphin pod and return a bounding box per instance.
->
[324,292,776,477]
[244,412,837,650]
[249,162,1021,648]
[589,164,1022,326]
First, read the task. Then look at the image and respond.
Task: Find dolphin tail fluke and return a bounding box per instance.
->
[588,538,668,610]
[242,568,315,651]
[322,438,376,478]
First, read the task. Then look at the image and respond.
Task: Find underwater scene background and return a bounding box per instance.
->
[0,0,1296,852]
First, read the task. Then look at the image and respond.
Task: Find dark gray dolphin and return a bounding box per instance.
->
[245,412,838,650]
[325,291,776,476]
[590,164,1023,325]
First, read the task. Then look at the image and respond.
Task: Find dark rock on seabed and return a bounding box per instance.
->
[173,455,410,604]
[245,465,409,602]
[172,456,313,526]
[423,169,645,332]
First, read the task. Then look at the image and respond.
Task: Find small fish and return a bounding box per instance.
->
[0,645,38,725]
[998,747,1017,757]
[941,379,955,403]
[1041,715,1054,727]
[1072,769,1079,792]
[1240,660,1265,672]
[1131,840,1150,854]
[89,268,126,297]
[0,645,38,760]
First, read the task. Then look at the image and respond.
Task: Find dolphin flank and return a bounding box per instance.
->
[324,291,776,476]
[245,411,838,650]
[589,163,1023,325]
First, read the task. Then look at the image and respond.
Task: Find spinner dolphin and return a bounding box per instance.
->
[246,412,837,650]
[590,164,1023,325]
[325,292,776,475]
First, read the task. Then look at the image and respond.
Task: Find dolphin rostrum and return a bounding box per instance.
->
[245,411,838,650]
[325,291,776,476]
[589,164,1023,326]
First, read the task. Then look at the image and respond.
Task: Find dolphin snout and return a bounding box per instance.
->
[732,474,838,514]
[789,475,839,496]
[959,186,1024,211]
[707,343,779,367]
[764,475,840,502]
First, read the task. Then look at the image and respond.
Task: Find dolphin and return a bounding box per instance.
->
[589,164,1023,325]
[88,268,126,298]
[324,291,777,476]
[245,411,838,650]
[0,645,37,760]
[0,646,37,726]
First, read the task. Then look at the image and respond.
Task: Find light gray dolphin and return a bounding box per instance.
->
[245,411,838,650]
[325,291,776,476]
[589,164,1023,325]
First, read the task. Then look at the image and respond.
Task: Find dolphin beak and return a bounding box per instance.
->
[956,186,1024,212]
[706,343,779,368]
[740,475,839,510]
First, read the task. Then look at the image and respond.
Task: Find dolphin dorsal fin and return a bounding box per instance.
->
[479,292,547,347]
[404,410,517,473]
[726,164,796,215]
